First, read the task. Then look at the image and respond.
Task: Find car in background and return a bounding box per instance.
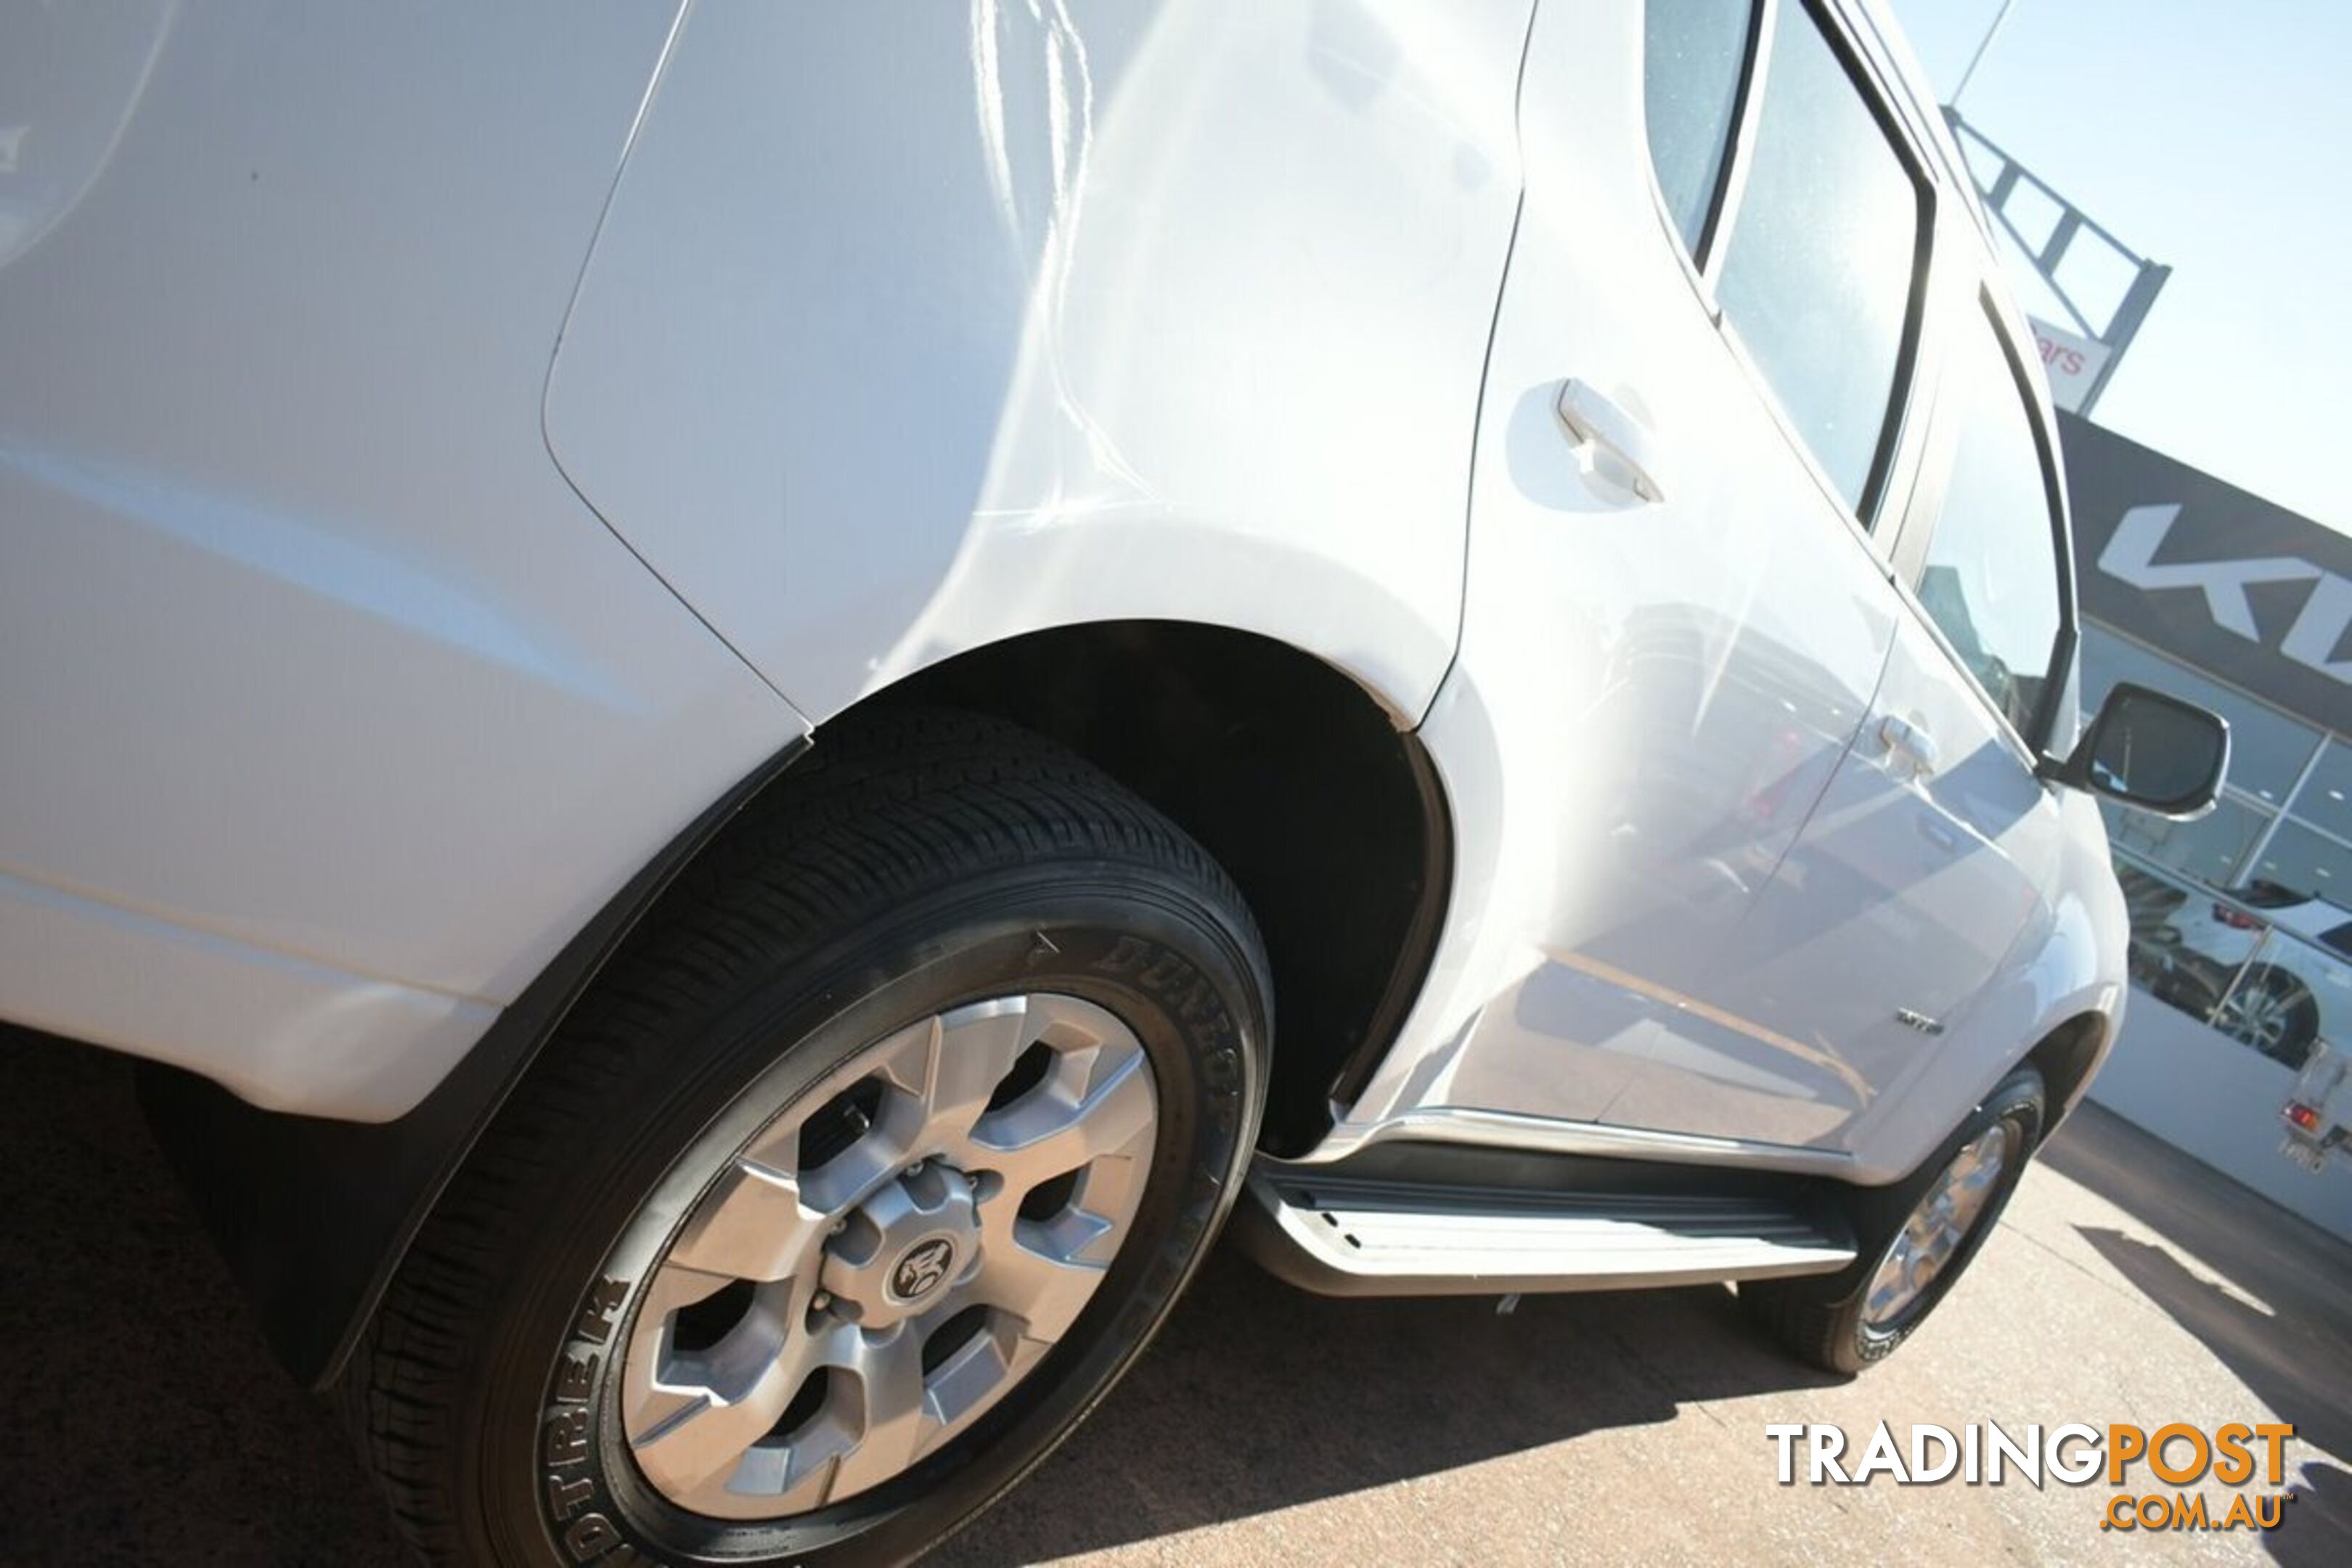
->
[2125,870,2352,1066]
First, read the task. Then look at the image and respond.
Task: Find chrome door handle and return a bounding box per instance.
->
[1878,714,1940,779]
[1556,379,1666,503]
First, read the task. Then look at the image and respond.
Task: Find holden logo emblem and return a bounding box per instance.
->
[891,1237,956,1302]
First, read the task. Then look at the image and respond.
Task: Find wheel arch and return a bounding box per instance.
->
[854,619,1454,1156]
[144,618,1451,1385]
[2024,1008,2112,1132]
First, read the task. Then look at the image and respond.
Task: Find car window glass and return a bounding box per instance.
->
[1714,1,1920,510]
[1642,0,1756,255]
[1914,318,2062,736]
[2287,740,2352,840]
[2243,820,2352,910]
[2105,795,2264,889]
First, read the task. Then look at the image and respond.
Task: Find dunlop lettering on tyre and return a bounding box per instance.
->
[539,1278,656,1567]
[344,711,1270,1568]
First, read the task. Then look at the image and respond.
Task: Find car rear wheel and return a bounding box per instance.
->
[340,710,1270,1567]
[1740,1063,2043,1374]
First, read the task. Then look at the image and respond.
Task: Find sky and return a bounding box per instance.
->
[1887,0,2351,534]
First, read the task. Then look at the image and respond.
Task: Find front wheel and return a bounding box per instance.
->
[343,711,1270,1567]
[1741,1064,2043,1374]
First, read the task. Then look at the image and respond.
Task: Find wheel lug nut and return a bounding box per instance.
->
[810,1290,833,1314]
[905,1160,926,1178]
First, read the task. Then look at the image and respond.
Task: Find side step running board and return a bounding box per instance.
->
[1238,1169,1856,1297]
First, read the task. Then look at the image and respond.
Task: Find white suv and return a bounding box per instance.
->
[1,3,2226,1563]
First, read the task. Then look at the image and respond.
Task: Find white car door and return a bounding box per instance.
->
[1606,290,2075,1150]
[1403,0,1932,1133]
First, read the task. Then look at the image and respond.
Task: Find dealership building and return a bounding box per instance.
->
[2055,410,2352,1236]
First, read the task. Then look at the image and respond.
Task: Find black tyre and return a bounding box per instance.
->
[1740,1063,2043,1375]
[343,710,1270,1567]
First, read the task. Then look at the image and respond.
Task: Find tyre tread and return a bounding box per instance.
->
[340,708,1257,1562]
[1739,1064,2045,1376]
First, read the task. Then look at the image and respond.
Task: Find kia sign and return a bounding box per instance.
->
[2063,412,2352,731]
[2031,318,2112,414]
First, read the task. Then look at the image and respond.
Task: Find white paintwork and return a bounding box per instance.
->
[0,2,801,1119]
[1606,606,2065,1156]
[2172,891,2352,967]
[1321,0,2122,1185]
[0,868,494,1116]
[1338,0,1915,1153]
[1,0,2133,1192]
[544,0,1531,724]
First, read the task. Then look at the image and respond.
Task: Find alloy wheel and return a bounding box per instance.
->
[2216,981,2292,1055]
[1860,1123,2012,1332]
[616,994,1158,1519]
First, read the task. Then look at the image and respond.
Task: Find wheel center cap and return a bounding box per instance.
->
[889,1236,957,1304]
[818,1162,982,1329]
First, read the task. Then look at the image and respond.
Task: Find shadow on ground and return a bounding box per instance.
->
[0,1032,405,1567]
[16,1024,2345,1567]
[2041,1105,2352,1566]
[0,1026,1845,1565]
[934,1249,1840,1565]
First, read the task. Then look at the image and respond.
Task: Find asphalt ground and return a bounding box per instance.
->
[3,1024,2347,1567]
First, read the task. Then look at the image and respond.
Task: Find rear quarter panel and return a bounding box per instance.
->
[0,1,799,1118]
[543,0,1534,725]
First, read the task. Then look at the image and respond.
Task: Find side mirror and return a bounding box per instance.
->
[2041,682,2229,819]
